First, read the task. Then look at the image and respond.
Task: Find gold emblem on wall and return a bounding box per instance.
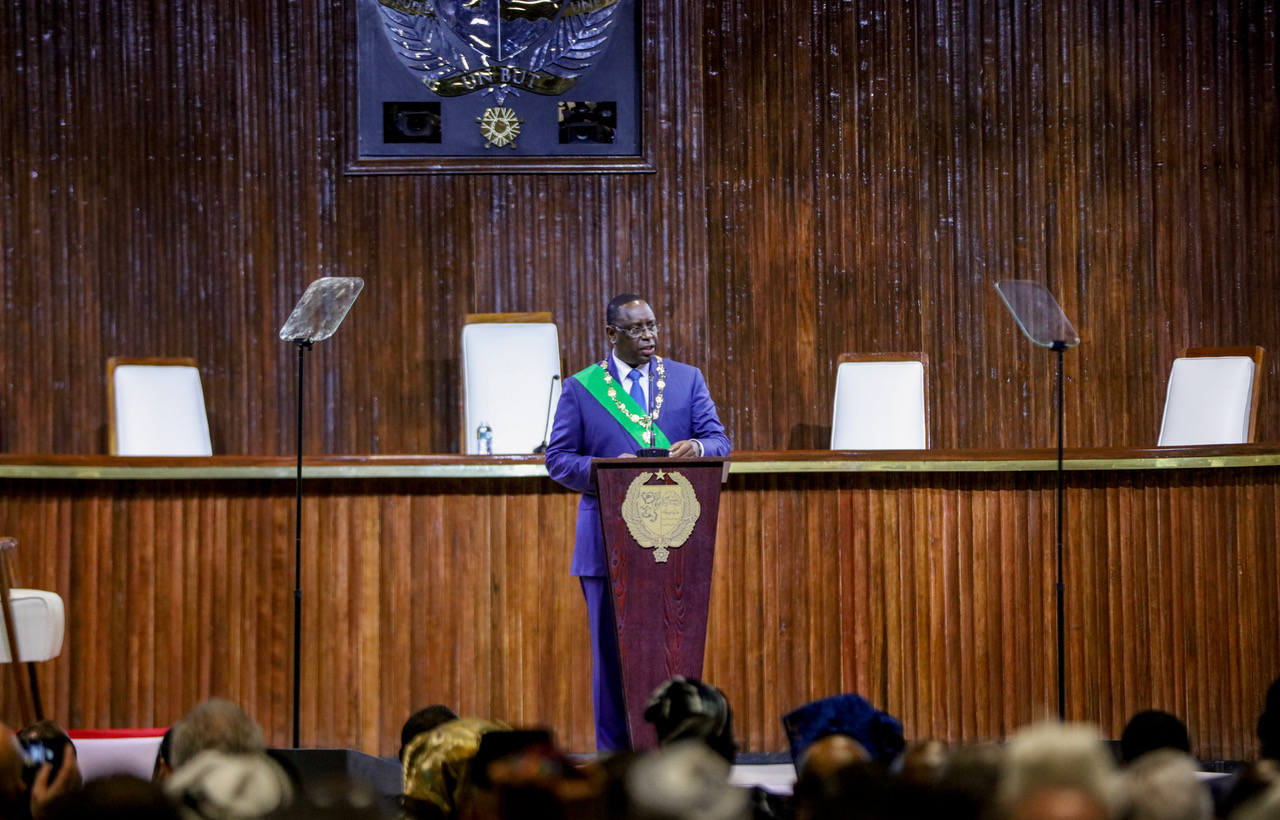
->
[621,470,701,563]
[478,107,523,148]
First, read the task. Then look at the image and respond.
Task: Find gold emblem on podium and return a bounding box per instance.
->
[478,107,523,148]
[621,470,701,563]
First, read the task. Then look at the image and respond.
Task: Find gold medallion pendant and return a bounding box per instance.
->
[620,471,701,563]
[478,107,523,148]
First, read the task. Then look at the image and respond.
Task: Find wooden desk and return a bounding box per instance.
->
[0,447,1275,759]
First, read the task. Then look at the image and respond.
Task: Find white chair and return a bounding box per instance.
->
[109,357,213,456]
[71,734,166,781]
[830,353,929,450]
[0,537,65,725]
[1158,346,1265,446]
[461,313,562,454]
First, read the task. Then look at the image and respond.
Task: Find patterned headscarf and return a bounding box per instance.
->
[401,717,510,816]
[643,676,737,763]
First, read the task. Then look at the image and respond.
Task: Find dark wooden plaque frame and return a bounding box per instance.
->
[590,456,729,749]
[344,0,657,175]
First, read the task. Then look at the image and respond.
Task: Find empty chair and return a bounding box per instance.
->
[830,353,929,450]
[109,357,213,456]
[0,537,65,725]
[1158,346,1265,446]
[461,313,562,454]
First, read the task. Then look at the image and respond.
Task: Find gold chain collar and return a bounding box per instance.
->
[600,357,666,443]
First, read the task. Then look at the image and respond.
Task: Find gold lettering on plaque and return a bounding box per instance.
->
[620,471,701,563]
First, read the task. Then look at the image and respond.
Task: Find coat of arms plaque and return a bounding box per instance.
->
[352,0,646,172]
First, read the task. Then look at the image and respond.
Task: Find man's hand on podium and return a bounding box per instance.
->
[668,440,699,458]
[616,440,699,457]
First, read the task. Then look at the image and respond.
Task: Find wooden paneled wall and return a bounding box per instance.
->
[1,463,1277,759]
[0,1,1277,455]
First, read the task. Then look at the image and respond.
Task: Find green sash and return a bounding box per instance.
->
[574,362,673,450]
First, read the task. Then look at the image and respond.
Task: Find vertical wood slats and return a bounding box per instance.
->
[0,0,1277,762]
[0,1,1276,456]
[0,467,1276,760]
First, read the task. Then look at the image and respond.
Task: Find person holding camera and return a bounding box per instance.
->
[0,721,81,820]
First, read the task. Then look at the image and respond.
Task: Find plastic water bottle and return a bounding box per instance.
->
[476,422,493,455]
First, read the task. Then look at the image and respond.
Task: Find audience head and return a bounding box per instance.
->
[896,739,949,786]
[782,693,905,768]
[467,728,603,820]
[400,705,459,762]
[1230,777,1280,820]
[163,750,292,820]
[1119,710,1192,765]
[1257,676,1280,760]
[44,774,181,820]
[1008,787,1109,820]
[169,699,266,770]
[1000,722,1121,820]
[935,742,1006,820]
[153,728,174,783]
[643,677,737,764]
[1122,749,1210,820]
[624,739,748,820]
[401,716,509,819]
[796,734,870,780]
[1221,759,1280,819]
[0,724,25,810]
[791,758,890,820]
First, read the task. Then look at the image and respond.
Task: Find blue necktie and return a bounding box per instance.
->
[629,368,648,413]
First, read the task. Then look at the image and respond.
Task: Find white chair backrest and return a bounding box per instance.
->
[73,735,166,782]
[111,360,213,456]
[831,357,928,450]
[0,589,65,663]
[462,319,561,454]
[1158,355,1258,446]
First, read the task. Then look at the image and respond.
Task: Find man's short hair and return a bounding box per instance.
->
[169,698,266,770]
[399,705,459,760]
[1259,676,1280,758]
[606,294,646,328]
[1120,709,1192,764]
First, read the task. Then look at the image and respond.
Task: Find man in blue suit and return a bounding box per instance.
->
[545,293,731,751]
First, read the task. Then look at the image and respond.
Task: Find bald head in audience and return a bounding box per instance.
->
[796,733,871,780]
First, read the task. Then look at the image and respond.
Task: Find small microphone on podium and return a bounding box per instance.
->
[533,374,561,454]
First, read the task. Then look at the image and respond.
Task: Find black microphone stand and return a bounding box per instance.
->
[994,280,1079,723]
[291,339,312,748]
[1052,339,1067,722]
[532,374,561,454]
[277,276,363,749]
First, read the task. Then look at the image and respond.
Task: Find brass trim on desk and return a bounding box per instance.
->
[732,452,1280,474]
[0,447,1276,480]
[0,463,553,481]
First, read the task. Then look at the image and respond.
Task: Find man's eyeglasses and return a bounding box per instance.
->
[611,323,661,339]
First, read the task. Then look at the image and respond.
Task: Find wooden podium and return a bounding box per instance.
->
[590,456,730,749]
